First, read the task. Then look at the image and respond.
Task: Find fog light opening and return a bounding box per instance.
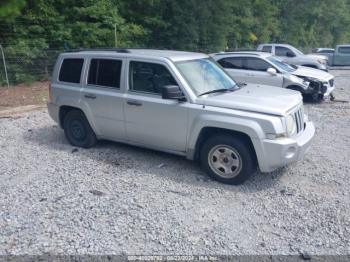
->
[285,146,297,159]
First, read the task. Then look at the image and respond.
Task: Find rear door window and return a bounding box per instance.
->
[275,46,292,56]
[88,59,122,88]
[217,57,244,69]
[59,58,84,83]
[261,46,272,53]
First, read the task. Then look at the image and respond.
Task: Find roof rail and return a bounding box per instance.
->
[64,48,131,53]
[214,51,262,56]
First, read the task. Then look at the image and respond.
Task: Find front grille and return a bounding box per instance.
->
[294,107,304,134]
[329,78,334,87]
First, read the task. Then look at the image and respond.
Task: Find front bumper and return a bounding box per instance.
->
[258,121,315,173]
[47,102,60,125]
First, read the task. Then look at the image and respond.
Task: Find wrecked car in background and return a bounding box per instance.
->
[212,51,335,102]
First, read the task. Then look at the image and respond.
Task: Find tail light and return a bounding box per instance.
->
[48,82,52,102]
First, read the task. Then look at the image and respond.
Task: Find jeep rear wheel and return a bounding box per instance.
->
[63,110,97,148]
[200,134,257,185]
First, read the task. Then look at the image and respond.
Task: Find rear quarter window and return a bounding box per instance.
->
[59,58,84,84]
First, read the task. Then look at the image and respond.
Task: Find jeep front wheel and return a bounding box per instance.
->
[200,135,257,185]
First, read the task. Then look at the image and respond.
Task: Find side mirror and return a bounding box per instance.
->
[286,51,296,57]
[162,85,186,101]
[267,68,277,75]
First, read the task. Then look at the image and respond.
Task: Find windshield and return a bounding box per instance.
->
[175,58,237,96]
[267,56,296,72]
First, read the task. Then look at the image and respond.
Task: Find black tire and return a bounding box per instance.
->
[318,94,324,101]
[200,134,257,185]
[63,110,97,148]
[305,93,323,103]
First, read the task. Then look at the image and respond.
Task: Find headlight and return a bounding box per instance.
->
[317,59,327,65]
[289,74,305,85]
[302,80,310,87]
[286,114,297,136]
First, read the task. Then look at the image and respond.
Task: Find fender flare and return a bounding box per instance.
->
[57,99,100,136]
[186,114,267,164]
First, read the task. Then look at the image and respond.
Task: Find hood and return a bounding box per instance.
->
[293,66,333,81]
[196,84,302,116]
[305,53,328,61]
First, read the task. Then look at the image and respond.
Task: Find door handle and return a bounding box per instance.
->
[127,100,143,106]
[84,94,97,99]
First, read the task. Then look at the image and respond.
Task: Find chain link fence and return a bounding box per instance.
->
[0,43,316,88]
[0,45,61,87]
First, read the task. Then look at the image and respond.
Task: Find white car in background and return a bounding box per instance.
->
[257,44,328,71]
[212,51,335,101]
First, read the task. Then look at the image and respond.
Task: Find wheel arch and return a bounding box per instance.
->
[286,85,305,94]
[59,105,83,128]
[192,127,258,164]
[58,105,99,136]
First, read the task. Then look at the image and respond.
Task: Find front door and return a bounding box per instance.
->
[217,56,247,83]
[124,60,188,152]
[243,57,284,87]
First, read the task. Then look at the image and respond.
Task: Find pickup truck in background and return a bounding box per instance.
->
[257,44,328,71]
[311,45,350,66]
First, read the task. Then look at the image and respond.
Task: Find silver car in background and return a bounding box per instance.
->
[212,51,335,101]
[257,44,328,71]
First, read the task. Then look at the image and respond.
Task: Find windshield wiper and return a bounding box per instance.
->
[198,87,236,97]
[237,82,247,88]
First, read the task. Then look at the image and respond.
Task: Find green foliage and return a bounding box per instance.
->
[276,0,350,49]
[1,0,350,84]
[0,0,25,19]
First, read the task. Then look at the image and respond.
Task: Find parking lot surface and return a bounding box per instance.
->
[0,70,349,255]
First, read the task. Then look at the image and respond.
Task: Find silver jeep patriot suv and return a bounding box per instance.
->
[47,49,315,185]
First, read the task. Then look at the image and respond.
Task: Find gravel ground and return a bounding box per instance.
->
[0,70,349,256]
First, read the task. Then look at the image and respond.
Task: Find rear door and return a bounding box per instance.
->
[81,57,127,140]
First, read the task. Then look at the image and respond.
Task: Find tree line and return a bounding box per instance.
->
[0,0,350,84]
